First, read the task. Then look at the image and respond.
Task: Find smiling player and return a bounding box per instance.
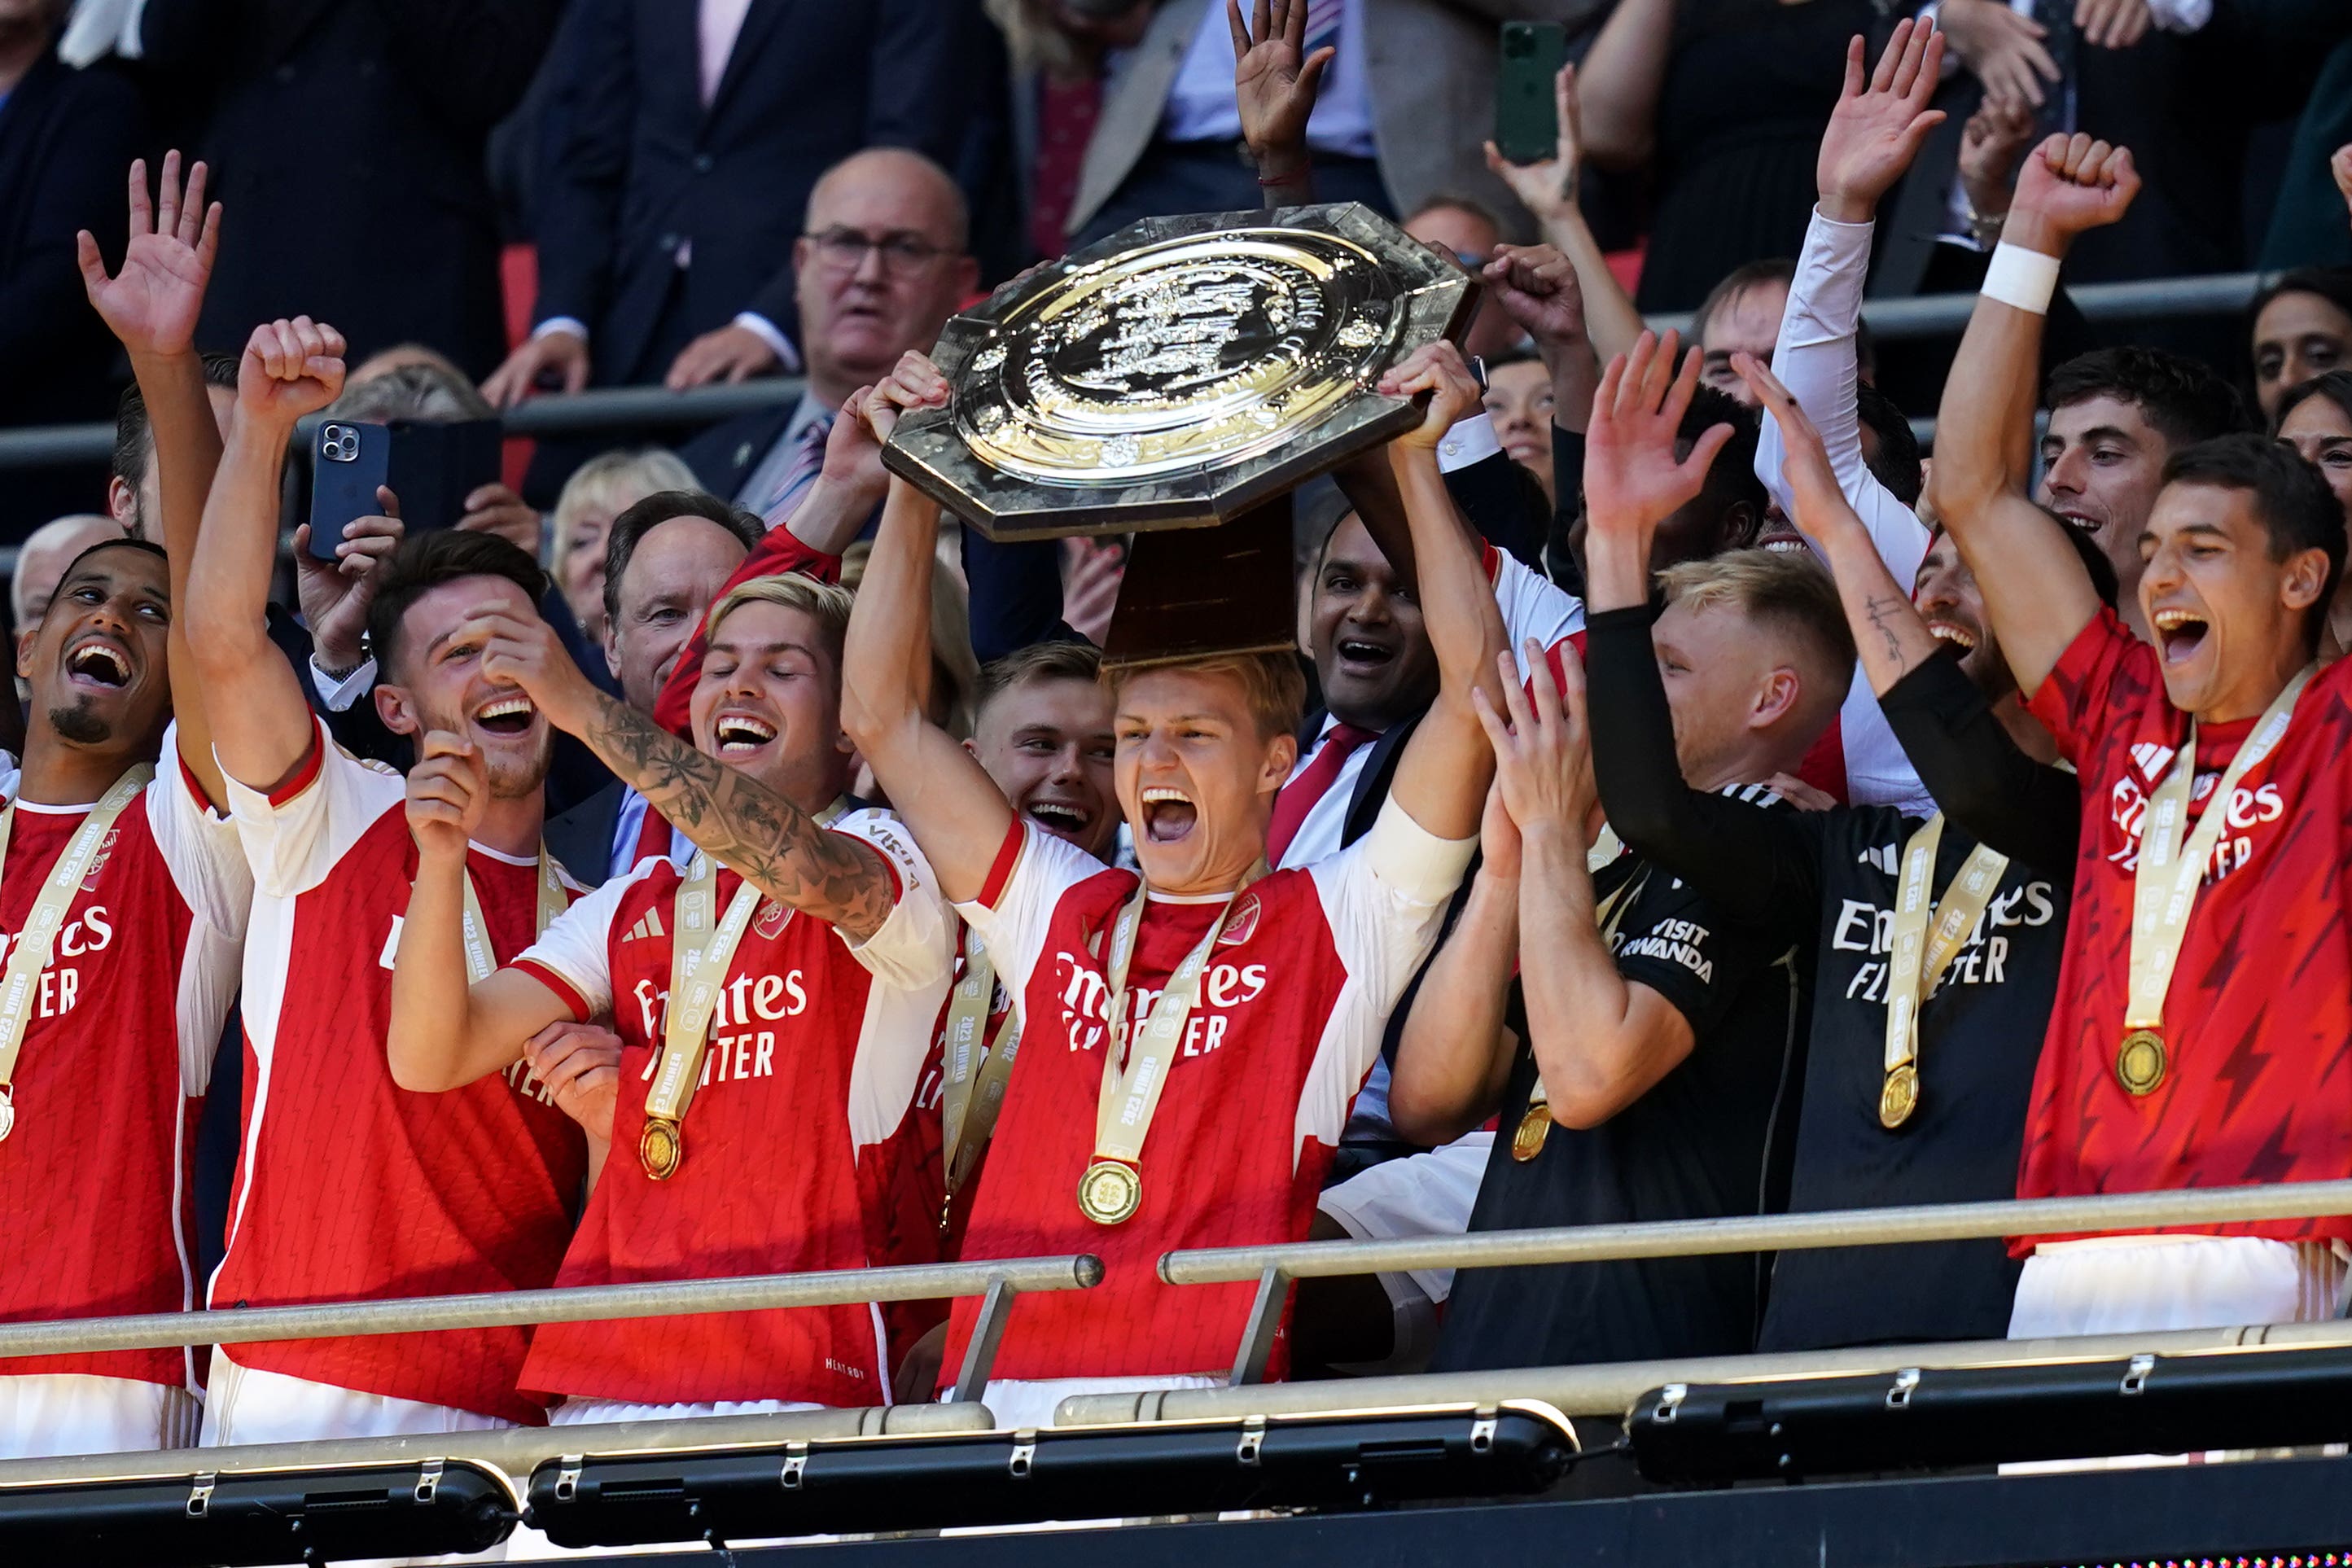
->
[1928,136,2352,1339]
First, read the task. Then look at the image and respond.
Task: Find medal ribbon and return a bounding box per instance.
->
[455,848,568,984]
[939,926,1021,1194]
[643,797,849,1135]
[1090,864,1266,1172]
[0,766,151,1132]
[1881,813,2009,1083]
[2125,668,2312,1036]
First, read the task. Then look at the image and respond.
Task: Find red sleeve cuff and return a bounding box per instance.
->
[975,819,1025,909]
[511,959,593,1023]
[265,721,328,808]
[177,753,223,817]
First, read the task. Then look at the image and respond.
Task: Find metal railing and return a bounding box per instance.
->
[0,269,2267,476]
[0,1252,1101,1408]
[1160,1177,2352,1386]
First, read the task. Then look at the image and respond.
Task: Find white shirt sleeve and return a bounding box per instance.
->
[831,808,954,991]
[1437,412,1504,475]
[1294,797,1477,1159]
[1490,545,1587,672]
[218,716,405,900]
[510,860,652,1022]
[145,721,256,940]
[952,820,1104,1004]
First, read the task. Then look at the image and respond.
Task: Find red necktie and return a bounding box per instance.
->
[629,799,673,870]
[1265,722,1377,865]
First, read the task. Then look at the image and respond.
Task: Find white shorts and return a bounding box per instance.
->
[977,1374,1221,1432]
[0,1373,199,1458]
[2008,1235,2352,1339]
[550,1396,825,1426]
[200,1349,518,1446]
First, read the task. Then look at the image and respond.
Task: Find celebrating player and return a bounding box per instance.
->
[839,344,1502,1430]
[1929,135,2352,1338]
[0,154,257,1461]
[184,318,588,1443]
[385,569,954,1420]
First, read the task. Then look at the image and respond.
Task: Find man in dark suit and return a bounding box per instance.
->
[138,0,558,380]
[0,2,146,538]
[484,0,994,422]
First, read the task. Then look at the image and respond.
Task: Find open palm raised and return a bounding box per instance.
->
[77,151,221,361]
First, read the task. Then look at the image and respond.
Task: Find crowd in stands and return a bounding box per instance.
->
[5,0,2352,1504]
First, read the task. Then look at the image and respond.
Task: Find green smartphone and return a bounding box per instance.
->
[1496,20,1570,165]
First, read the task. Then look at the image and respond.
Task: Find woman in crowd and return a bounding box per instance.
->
[548,447,697,646]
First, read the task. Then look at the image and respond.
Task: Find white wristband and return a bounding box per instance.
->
[1981,243,2061,316]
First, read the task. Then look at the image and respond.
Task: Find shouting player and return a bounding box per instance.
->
[1929,136,2352,1338]
[385,567,954,1421]
[185,318,588,1443]
[0,154,254,1460]
[839,344,1502,1430]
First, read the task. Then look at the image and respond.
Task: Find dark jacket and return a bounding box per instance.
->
[142,0,559,378]
[530,0,995,387]
[544,778,625,889]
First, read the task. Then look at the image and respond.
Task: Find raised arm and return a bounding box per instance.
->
[460,608,900,939]
[1487,646,1693,1127]
[1580,330,1735,614]
[1741,356,1942,695]
[185,318,349,795]
[1389,796,1524,1145]
[1377,344,1510,843]
[77,153,229,804]
[1754,24,1944,540]
[1233,0,1329,210]
[838,363,1020,905]
[1923,134,2135,694]
[1483,63,1647,361]
[387,732,572,1092]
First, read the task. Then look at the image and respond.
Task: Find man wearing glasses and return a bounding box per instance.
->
[677,149,983,518]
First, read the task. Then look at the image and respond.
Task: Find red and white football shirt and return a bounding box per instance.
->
[896,931,1020,1268]
[509,808,953,1408]
[938,797,1474,1387]
[2019,609,2352,1249]
[0,728,248,1392]
[209,719,587,1424]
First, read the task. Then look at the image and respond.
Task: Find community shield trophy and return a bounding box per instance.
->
[880,203,1478,544]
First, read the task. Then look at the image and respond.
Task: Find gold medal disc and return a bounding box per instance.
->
[1511,1102,1552,1163]
[1879,1063,1921,1130]
[639,1116,684,1180]
[0,1088,15,1143]
[2116,1029,2168,1097]
[1077,1159,1142,1225]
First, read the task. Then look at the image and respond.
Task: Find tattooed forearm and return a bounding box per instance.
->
[1862,593,1912,668]
[582,693,896,939]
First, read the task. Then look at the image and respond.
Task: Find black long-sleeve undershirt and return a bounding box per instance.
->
[1875,650,2082,876]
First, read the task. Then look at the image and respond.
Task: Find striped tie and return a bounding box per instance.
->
[758,414,832,530]
[1303,0,1342,59]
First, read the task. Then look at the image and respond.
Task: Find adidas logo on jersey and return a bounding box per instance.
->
[622,907,668,944]
[2130,741,2179,782]
[1859,844,1899,875]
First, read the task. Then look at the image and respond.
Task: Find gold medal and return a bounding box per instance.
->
[1878,1063,1920,1129]
[1077,1159,1141,1225]
[2116,1028,2168,1097]
[0,1085,15,1143]
[1511,1102,1552,1163]
[639,1115,684,1180]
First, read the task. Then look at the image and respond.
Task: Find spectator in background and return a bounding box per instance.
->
[139,0,559,379]
[550,449,700,647]
[1066,0,1604,248]
[1403,196,1523,364]
[0,0,146,537]
[2272,370,2352,650]
[1479,350,1556,501]
[10,513,123,637]
[2249,269,2352,423]
[987,0,1145,261]
[1693,259,1794,408]
[485,0,995,419]
[679,149,978,517]
[107,352,239,541]
[1576,0,1867,311]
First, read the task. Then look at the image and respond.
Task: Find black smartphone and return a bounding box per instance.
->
[306,418,505,560]
[1496,21,1570,166]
